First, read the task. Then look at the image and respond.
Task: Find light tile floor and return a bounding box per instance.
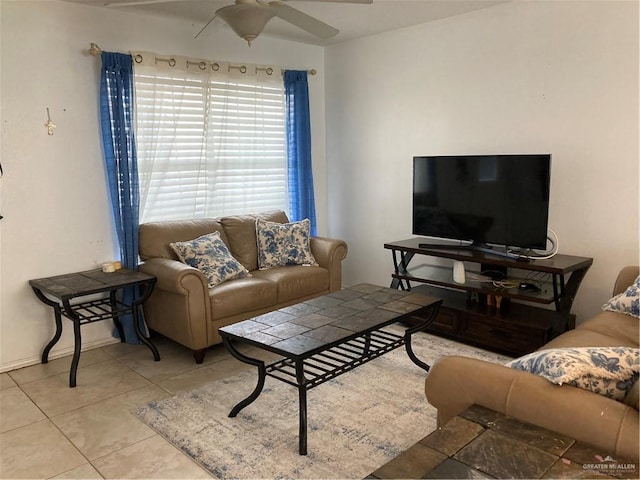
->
[0,335,262,479]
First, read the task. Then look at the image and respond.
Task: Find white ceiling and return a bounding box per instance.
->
[64,0,508,46]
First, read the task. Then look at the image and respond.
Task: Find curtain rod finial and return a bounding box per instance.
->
[309,69,317,76]
[89,43,102,56]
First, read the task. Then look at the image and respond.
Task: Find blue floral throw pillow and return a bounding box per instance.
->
[602,275,640,318]
[506,347,640,401]
[256,218,318,270]
[170,231,250,288]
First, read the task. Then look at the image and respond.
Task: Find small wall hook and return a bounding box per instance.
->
[44,108,56,136]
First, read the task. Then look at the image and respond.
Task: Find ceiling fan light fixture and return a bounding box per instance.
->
[216,4,277,45]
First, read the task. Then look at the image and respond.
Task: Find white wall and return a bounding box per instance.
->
[325,1,639,323]
[0,0,325,372]
[2,0,638,372]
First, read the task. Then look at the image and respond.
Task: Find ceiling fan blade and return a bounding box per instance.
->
[269,2,338,38]
[194,13,218,39]
[288,0,372,3]
[103,0,193,7]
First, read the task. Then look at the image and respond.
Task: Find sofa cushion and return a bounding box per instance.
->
[220,211,290,272]
[577,311,640,346]
[542,311,640,350]
[209,277,278,319]
[603,275,640,318]
[506,346,640,402]
[252,266,329,303]
[139,219,227,260]
[169,231,250,288]
[256,218,318,270]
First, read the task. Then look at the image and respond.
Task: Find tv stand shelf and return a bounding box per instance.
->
[394,263,560,306]
[384,238,593,356]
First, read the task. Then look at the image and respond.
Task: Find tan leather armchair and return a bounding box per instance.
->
[425,266,639,462]
[138,211,348,363]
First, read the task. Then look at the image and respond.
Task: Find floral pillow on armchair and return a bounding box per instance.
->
[507,346,639,402]
[602,275,640,318]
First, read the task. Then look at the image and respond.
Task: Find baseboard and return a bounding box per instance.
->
[0,337,121,374]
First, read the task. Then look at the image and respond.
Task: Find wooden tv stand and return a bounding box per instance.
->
[384,239,593,357]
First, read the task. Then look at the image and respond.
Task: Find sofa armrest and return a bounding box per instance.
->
[310,236,348,291]
[139,258,212,352]
[139,257,208,294]
[613,265,640,296]
[425,355,639,461]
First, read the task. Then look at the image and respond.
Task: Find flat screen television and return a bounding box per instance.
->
[413,154,551,257]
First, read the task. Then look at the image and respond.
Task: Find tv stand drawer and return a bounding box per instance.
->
[407,288,570,357]
[460,314,548,355]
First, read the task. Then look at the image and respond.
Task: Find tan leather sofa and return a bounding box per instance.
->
[138,211,348,363]
[425,265,639,462]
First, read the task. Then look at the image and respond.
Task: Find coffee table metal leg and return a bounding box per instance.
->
[295,360,308,455]
[403,304,441,372]
[222,336,267,417]
[404,329,430,372]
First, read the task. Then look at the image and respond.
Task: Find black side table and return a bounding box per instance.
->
[30,268,160,387]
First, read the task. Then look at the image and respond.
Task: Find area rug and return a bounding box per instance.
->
[134,328,511,479]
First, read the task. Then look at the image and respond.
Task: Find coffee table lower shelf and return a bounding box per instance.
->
[266,328,418,388]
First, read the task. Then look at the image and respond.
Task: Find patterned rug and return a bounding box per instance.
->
[134,327,511,479]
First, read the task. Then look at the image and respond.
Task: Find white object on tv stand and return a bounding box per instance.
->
[453,260,466,284]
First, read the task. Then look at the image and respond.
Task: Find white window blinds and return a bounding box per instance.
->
[133,54,288,223]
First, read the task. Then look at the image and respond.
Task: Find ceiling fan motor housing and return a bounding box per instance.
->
[216,3,277,44]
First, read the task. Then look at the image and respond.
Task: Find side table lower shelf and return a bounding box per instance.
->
[64,298,133,325]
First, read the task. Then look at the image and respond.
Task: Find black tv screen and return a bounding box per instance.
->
[413,155,551,250]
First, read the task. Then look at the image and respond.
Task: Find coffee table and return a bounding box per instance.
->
[219,283,442,455]
[368,404,639,479]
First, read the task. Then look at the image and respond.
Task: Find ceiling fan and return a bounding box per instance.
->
[105,0,373,45]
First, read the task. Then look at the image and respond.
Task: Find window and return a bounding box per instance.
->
[134,63,288,223]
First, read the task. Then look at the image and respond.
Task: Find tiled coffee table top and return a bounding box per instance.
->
[368,404,639,479]
[219,284,439,356]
